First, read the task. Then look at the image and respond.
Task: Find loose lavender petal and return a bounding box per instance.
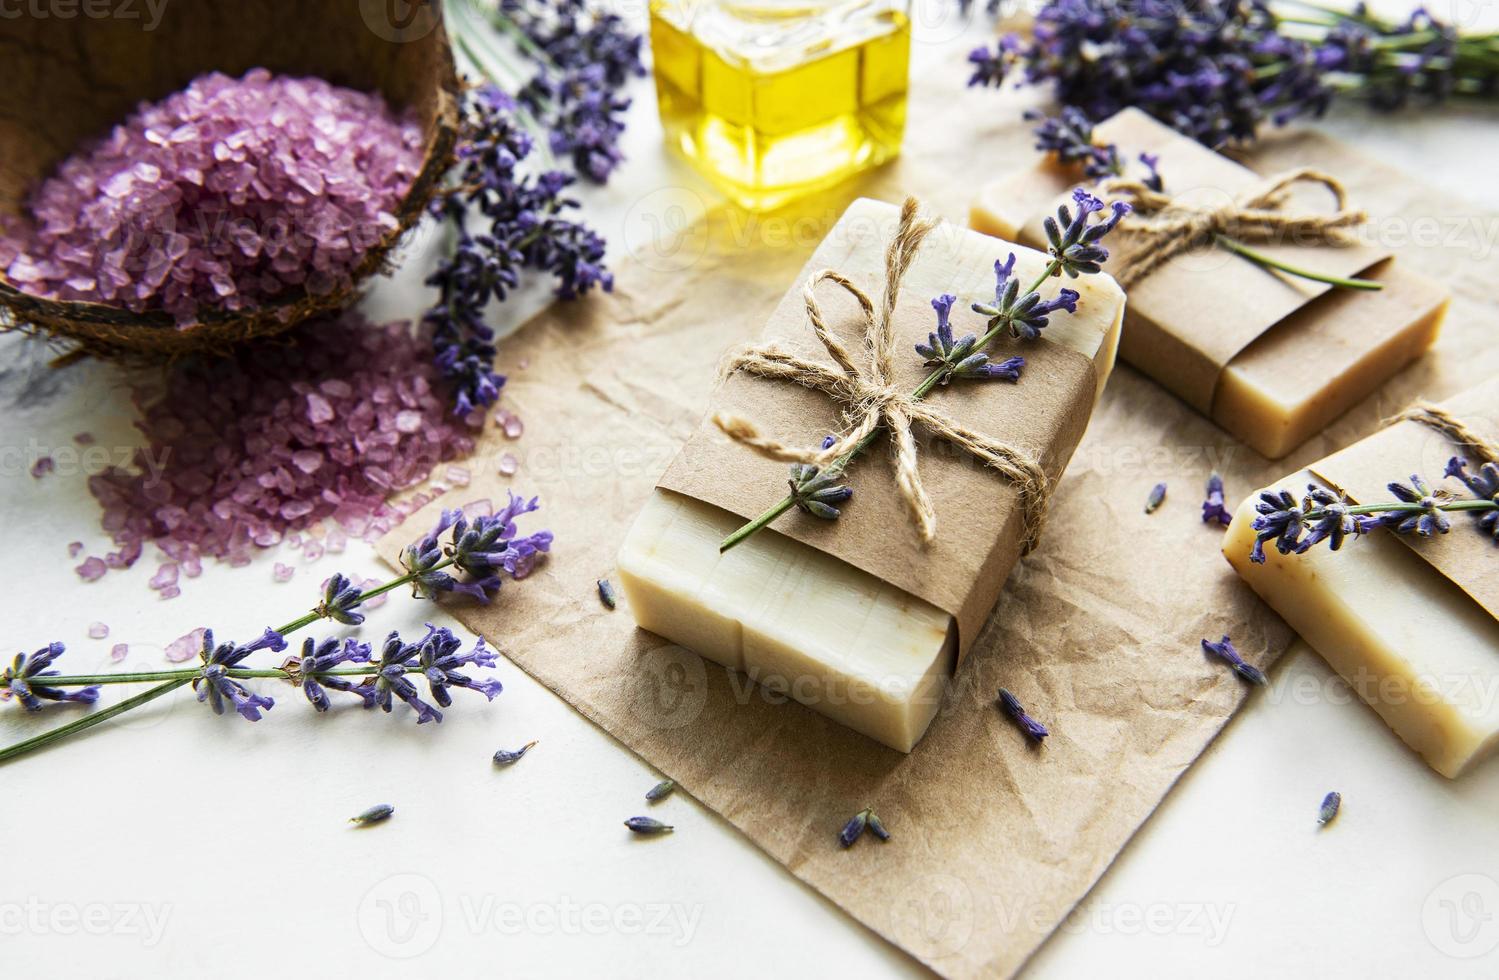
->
[645,779,675,802]
[838,808,870,848]
[1145,482,1167,514]
[866,810,891,842]
[624,816,674,835]
[1317,791,1341,827]
[493,741,538,766]
[1202,472,1233,527]
[1202,635,1268,686]
[350,804,395,826]
[997,688,1050,742]
[598,578,617,610]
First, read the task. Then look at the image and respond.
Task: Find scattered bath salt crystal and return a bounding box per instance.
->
[503,415,524,439]
[463,498,493,519]
[446,465,471,488]
[306,393,335,425]
[74,432,95,445]
[395,409,423,434]
[302,541,324,562]
[149,563,180,591]
[359,577,389,610]
[110,643,129,663]
[498,453,518,476]
[67,541,84,558]
[273,562,295,582]
[0,69,422,324]
[30,456,54,478]
[79,314,478,589]
[325,528,347,554]
[159,585,182,600]
[88,622,110,639]
[165,627,206,662]
[76,557,107,581]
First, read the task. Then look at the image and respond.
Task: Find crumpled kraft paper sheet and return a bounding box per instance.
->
[379,61,1499,977]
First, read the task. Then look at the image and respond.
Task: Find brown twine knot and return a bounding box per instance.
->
[711,198,1052,549]
[1390,400,1499,465]
[1098,168,1367,288]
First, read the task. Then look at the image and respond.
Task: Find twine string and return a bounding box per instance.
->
[711,198,1052,549]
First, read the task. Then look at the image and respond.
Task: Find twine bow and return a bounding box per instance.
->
[711,199,1052,549]
[1098,168,1367,288]
[1391,400,1499,465]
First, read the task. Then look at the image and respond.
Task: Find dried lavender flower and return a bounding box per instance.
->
[597,578,617,609]
[1444,457,1499,541]
[866,810,891,842]
[971,254,1080,342]
[788,435,853,521]
[624,816,674,835]
[646,779,676,802]
[1202,472,1233,527]
[1045,190,1131,279]
[1201,635,1267,687]
[1317,791,1341,827]
[350,803,395,826]
[917,294,1026,382]
[997,687,1049,742]
[1379,475,1452,537]
[838,808,870,848]
[287,636,373,712]
[493,740,538,766]
[401,496,552,602]
[317,573,367,626]
[1,643,99,712]
[192,628,287,721]
[1145,482,1167,514]
[357,626,501,725]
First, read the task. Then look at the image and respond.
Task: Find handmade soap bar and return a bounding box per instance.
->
[969,110,1449,460]
[619,200,1125,751]
[1223,480,1499,777]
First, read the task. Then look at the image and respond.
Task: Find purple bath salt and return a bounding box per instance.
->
[88,622,110,639]
[76,556,107,581]
[165,627,206,663]
[1,69,423,325]
[83,313,478,584]
[273,562,295,582]
[110,643,129,663]
[30,456,54,478]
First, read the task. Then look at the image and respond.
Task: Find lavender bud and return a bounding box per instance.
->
[838,808,870,848]
[997,687,1050,742]
[493,740,538,766]
[624,816,674,835]
[350,803,395,826]
[645,778,676,802]
[1201,635,1268,686]
[598,578,618,610]
[1145,482,1167,514]
[1317,791,1341,827]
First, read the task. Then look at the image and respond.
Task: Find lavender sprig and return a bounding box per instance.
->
[1248,459,1499,563]
[969,0,1499,148]
[424,85,613,416]
[1,498,551,764]
[718,196,1129,553]
[1024,108,1380,291]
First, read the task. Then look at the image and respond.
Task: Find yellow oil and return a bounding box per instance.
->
[650,0,910,211]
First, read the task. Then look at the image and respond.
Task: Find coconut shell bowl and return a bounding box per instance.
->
[0,0,460,358]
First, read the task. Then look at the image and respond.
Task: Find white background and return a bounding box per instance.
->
[4,1,1499,977]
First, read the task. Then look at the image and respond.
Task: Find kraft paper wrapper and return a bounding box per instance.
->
[1020,108,1396,416]
[377,61,1499,978]
[1311,376,1499,619]
[657,198,1099,668]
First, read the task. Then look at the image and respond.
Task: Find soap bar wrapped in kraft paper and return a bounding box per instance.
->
[1224,377,1499,777]
[970,107,1450,460]
[617,197,1125,751]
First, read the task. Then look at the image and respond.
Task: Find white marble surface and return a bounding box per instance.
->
[5,3,1499,977]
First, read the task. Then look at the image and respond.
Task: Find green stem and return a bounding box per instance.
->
[1345,499,1499,516]
[0,557,454,764]
[0,680,189,765]
[717,262,1062,552]
[1212,234,1383,291]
